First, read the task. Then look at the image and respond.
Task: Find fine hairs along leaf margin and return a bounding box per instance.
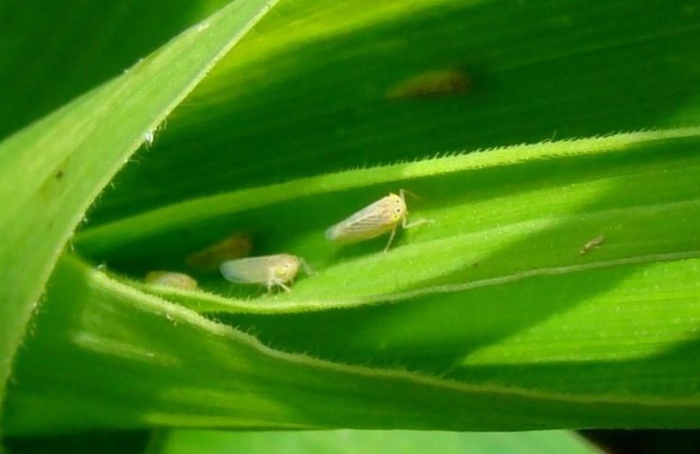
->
[0,0,280,432]
[75,128,700,313]
[5,253,700,436]
[5,130,700,434]
[3,0,700,443]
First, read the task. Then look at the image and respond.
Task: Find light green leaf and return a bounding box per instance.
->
[86,0,700,224]
[0,0,280,431]
[75,128,700,312]
[5,254,700,435]
[3,0,700,442]
[154,429,603,454]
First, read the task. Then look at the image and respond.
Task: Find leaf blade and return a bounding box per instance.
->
[0,0,280,429]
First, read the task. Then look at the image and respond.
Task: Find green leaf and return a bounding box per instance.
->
[3,430,150,454]
[75,128,700,312]
[85,0,700,224]
[0,0,280,432]
[3,0,700,442]
[0,0,232,139]
[154,429,603,454]
[6,253,700,435]
[7,134,700,433]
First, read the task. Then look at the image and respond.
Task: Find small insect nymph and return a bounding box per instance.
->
[385,69,471,99]
[185,232,252,272]
[580,235,605,255]
[325,189,428,252]
[220,253,309,293]
[144,271,198,290]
